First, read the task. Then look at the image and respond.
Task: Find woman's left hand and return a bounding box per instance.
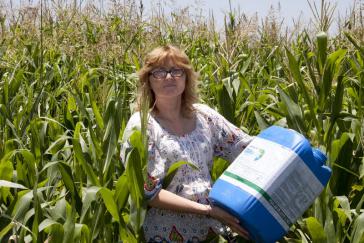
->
[207,205,250,240]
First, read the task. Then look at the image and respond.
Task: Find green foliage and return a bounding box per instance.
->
[0,1,363,242]
[163,161,199,189]
[210,158,230,183]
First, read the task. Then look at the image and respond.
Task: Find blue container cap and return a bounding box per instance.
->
[312,148,327,166]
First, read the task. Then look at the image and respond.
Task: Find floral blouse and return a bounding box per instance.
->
[120,104,252,243]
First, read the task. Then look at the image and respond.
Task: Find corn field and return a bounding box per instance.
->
[0,0,363,242]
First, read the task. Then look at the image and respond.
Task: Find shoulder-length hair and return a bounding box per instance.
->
[137,45,199,117]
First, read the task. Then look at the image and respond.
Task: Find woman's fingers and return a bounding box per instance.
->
[209,205,250,239]
[229,223,250,239]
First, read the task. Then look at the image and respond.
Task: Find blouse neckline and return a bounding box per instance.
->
[150,112,200,138]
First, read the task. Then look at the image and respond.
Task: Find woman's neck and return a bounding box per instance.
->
[154,97,183,121]
[153,97,196,136]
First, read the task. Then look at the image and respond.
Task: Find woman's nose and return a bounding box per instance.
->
[165,72,173,79]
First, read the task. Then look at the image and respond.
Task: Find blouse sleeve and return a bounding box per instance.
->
[120,112,163,201]
[196,104,253,162]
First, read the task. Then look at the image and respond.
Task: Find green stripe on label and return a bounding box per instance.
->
[224,171,271,201]
[223,171,292,226]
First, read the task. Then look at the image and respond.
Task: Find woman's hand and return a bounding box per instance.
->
[207,205,250,240]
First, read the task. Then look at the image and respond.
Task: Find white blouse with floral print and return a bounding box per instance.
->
[120,104,252,243]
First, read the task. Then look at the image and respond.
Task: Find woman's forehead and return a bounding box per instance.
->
[152,57,181,68]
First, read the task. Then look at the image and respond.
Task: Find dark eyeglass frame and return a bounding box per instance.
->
[149,68,185,79]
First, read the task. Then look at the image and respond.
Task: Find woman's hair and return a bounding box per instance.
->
[137,45,199,117]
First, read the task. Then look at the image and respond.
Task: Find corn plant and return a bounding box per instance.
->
[0,0,363,242]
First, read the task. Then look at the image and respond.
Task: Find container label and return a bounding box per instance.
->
[219,137,324,230]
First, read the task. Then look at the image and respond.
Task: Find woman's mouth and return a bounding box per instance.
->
[163,83,176,88]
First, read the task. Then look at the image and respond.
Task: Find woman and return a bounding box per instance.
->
[121,45,252,242]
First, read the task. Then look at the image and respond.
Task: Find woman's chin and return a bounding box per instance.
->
[157,92,183,99]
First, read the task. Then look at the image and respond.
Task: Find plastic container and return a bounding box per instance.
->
[209,126,331,243]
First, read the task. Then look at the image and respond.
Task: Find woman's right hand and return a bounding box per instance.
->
[207,205,250,240]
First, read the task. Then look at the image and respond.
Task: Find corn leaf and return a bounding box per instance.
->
[57,162,82,214]
[74,223,91,243]
[277,86,306,134]
[351,212,364,243]
[285,47,318,132]
[80,186,100,223]
[98,187,120,222]
[163,161,199,189]
[73,122,100,186]
[0,223,15,239]
[211,157,229,182]
[305,217,327,242]
[115,173,129,210]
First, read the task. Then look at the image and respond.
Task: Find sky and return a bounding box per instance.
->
[142,0,360,33]
[7,0,361,33]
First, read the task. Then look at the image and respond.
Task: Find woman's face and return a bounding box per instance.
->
[149,59,186,100]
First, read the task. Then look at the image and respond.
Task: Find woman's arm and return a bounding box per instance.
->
[149,189,249,239]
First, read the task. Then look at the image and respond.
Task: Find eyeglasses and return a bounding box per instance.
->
[149,68,185,79]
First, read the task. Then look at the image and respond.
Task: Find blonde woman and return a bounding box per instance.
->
[121,45,252,242]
